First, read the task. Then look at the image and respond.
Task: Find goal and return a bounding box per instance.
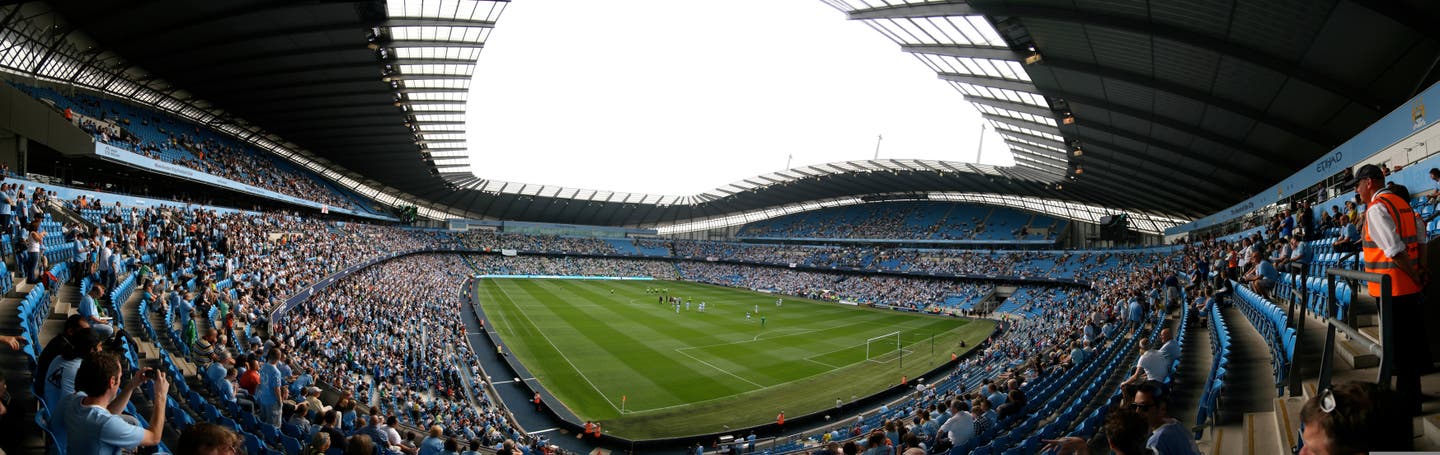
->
[865,331,912,364]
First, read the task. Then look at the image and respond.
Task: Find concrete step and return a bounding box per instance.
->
[1338,338,1379,369]
[38,318,64,347]
[1272,396,1304,455]
[1205,425,1243,455]
[1422,414,1440,451]
[1359,325,1381,346]
[7,282,33,298]
[1243,412,1279,455]
[137,340,159,360]
[1195,428,1213,455]
[169,351,196,377]
[1354,312,1378,327]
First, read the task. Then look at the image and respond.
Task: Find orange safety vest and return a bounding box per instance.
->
[777,413,785,425]
[1362,191,1424,297]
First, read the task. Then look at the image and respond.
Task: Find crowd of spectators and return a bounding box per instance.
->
[72,204,448,322]
[14,82,369,212]
[273,254,532,450]
[459,231,618,255]
[735,202,1063,242]
[677,262,963,310]
[668,240,1133,281]
[468,255,678,278]
[780,251,1187,454]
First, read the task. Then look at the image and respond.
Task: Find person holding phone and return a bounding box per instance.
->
[63,351,169,454]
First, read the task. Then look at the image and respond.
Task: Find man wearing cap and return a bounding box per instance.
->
[1353,163,1430,413]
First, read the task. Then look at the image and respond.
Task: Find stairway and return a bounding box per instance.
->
[0,281,46,455]
[1197,306,1282,454]
[1168,312,1214,430]
[42,199,93,232]
[1216,306,1280,421]
[1337,294,1380,368]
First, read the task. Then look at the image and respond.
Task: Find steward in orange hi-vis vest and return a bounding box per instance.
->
[1362,189,1424,296]
[1351,163,1429,416]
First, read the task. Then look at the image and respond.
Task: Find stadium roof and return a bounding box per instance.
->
[9,0,1440,230]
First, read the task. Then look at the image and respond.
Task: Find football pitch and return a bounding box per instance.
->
[475,278,996,439]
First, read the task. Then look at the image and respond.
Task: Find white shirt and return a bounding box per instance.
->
[1137,349,1170,381]
[938,411,975,445]
[1366,189,1425,258]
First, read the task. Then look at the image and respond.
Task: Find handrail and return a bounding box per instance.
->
[1317,268,1392,393]
[1284,262,1306,396]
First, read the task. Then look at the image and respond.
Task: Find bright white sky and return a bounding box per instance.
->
[465,0,1014,196]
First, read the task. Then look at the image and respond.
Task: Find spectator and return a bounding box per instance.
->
[419,425,446,455]
[175,423,242,455]
[1042,409,1151,455]
[64,352,168,453]
[1241,254,1277,300]
[34,315,90,400]
[1299,381,1410,454]
[42,329,100,418]
[305,432,331,455]
[318,410,347,452]
[1351,163,1430,414]
[346,434,376,455]
[77,284,114,340]
[1128,380,1198,455]
[938,399,974,448]
[256,347,287,426]
[1158,328,1180,365]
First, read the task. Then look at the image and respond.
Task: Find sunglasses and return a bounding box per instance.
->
[1129,402,1154,412]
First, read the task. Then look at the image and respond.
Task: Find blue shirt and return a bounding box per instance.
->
[1291,242,1312,264]
[1148,420,1201,455]
[49,391,85,448]
[174,297,193,323]
[1341,223,1360,241]
[1258,260,1278,281]
[256,362,283,405]
[205,363,228,395]
[1128,300,1144,322]
[44,357,82,412]
[419,436,446,455]
[65,398,147,455]
[289,373,313,397]
[78,295,98,319]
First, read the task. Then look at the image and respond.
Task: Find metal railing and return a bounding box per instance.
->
[1284,262,1307,396]
[1316,268,1393,393]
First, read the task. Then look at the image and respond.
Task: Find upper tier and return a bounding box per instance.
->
[10,82,387,217]
[737,201,1065,243]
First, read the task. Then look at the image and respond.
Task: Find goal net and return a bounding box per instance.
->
[865,331,912,364]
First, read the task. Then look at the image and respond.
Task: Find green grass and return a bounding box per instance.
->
[476,278,995,439]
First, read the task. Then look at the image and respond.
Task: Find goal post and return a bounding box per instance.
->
[865,331,904,363]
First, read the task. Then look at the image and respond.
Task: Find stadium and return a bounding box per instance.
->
[0,0,1438,454]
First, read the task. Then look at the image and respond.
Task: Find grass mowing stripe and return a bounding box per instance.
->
[546,281,787,388]
[557,280,844,386]
[489,280,622,413]
[509,280,750,409]
[482,278,995,438]
[567,280,922,384]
